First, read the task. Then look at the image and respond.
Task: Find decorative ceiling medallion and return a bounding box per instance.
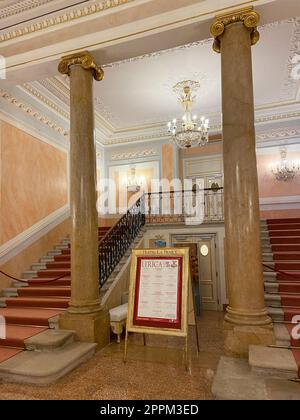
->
[0,0,135,42]
[111,149,158,161]
[0,89,68,137]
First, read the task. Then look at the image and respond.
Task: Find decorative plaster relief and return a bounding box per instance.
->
[110,149,158,161]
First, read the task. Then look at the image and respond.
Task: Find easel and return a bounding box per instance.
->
[124,248,199,370]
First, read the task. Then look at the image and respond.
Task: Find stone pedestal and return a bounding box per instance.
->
[211,8,274,355]
[58,52,109,348]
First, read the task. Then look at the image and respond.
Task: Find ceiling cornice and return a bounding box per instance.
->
[0,89,68,137]
[0,0,136,43]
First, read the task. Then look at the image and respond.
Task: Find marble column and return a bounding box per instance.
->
[211,8,274,356]
[58,52,109,348]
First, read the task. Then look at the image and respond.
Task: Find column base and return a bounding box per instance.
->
[59,309,110,350]
[224,321,275,358]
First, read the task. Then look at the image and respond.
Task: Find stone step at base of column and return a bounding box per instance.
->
[268,307,284,322]
[212,356,300,400]
[0,342,96,385]
[249,345,298,380]
[24,329,75,352]
[274,324,292,347]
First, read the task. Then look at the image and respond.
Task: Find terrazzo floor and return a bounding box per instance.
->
[0,311,225,400]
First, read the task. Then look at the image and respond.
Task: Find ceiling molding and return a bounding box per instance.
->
[0,89,69,137]
[110,148,159,161]
[0,0,54,20]
[256,127,300,142]
[0,0,135,43]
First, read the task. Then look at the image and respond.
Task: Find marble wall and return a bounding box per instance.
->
[0,121,68,246]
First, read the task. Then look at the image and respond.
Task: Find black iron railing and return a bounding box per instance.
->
[99,195,146,287]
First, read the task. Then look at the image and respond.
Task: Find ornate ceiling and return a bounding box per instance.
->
[0,0,299,150]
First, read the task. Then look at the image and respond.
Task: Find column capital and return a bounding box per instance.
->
[210,7,260,53]
[58,51,104,81]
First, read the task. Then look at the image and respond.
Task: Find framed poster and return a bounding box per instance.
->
[124,248,190,365]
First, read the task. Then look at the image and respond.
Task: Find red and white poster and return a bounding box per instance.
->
[133,257,183,330]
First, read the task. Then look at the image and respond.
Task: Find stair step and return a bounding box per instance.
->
[249,345,298,379]
[272,245,300,252]
[268,218,300,224]
[2,288,18,298]
[278,282,300,293]
[268,307,284,322]
[22,271,38,279]
[27,278,71,287]
[18,287,71,298]
[0,325,47,348]
[0,342,96,384]
[271,237,300,244]
[0,347,23,364]
[5,297,69,309]
[24,329,75,351]
[273,253,300,261]
[268,224,300,231]
[0,308,63,327]
[54,255,71,262]
[46,262,71,269]
[264,282,278,293]
[37,269,71,278]
[269,231,300,237]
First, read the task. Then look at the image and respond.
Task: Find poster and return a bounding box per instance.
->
[133,257,183,330]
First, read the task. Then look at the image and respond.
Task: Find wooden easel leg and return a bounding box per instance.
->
[194,318,200,354]
[123,325,129,363]
[184,335,189,371]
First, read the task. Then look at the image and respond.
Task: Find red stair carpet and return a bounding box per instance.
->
[0,227,110,364]
[266,218,300,377]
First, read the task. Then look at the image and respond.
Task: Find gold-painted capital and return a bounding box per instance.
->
[58,51,104,81]
[210,7,260,53]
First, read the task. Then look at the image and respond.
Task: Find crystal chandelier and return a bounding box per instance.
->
[168,80,209,149]
[271,148,300,182]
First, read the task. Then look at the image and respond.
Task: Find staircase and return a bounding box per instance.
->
[250,218,300,379]
[0,227,111,383]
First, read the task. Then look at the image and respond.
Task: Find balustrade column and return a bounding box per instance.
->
[58,51,109,348]
[211,7,274,356]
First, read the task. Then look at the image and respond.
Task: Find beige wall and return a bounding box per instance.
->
[0,218,71,291]
[0,121,68,245]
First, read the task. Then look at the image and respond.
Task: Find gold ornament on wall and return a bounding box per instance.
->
[58,51,104,82]
[210,7,260,53]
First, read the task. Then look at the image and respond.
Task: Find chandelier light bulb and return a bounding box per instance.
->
[167,81,210,149]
